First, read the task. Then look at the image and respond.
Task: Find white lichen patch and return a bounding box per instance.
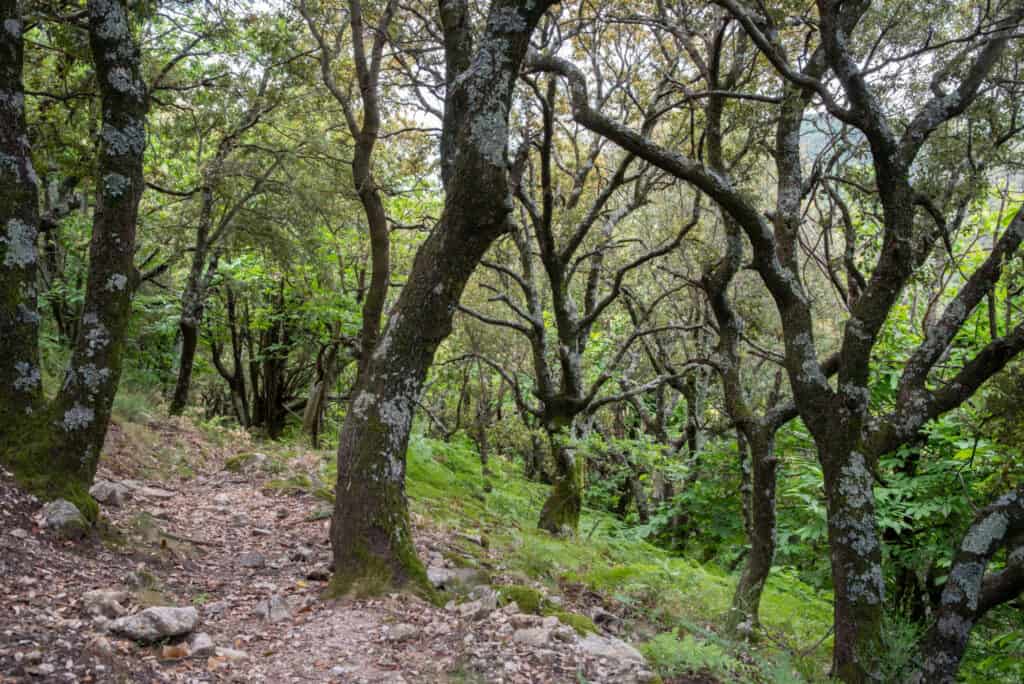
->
[945,560,983,610]
[103,173,131,199]
[106,273,128,291]
[489,6,527,33]
[838,452,873,509]
[84,318,111,357]
[846,564,884,605]
[2,218,37,267]
[62,404,95,431]
[960,511,1009,555]
[107,66,136,94]
[94,0,129,40]
[77,363,112,392]
[101,120,146,157]
[4,18,21,37]
[13,361,40,392]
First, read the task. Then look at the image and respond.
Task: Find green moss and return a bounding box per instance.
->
[549,609,597,635]
[325,535,436,604]
[497,585,548,614]
[224,452,264,473]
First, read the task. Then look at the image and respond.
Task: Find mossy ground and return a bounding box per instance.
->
[310,432,837,682]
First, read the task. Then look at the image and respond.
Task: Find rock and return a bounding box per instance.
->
[238,551,266,568]
[457,589,498,620]
[8,528,29,540]
[38,499,88,539]
[26,663,55,677]
[138,486,176,500]
[214,647,249,661]
[290,545,314,562]
[578,634,645,664]
[231,452,269,472]
[512,627,552,648]
[85,635,113,656]
[305,566,331,581]
[552,625,577,643]
[425,566,488,591]
[82,589,130,619]
[204,601,228,616]
[108,606,199,643]
[213,493,232,505]
[590,606,621,628]
[89,481,131,507]
[510,613,544,629]
[386,623,418,643]
[253,594,291,622]
[188,632,215,656]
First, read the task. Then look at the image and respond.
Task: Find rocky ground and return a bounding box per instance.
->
[0,420,659,683]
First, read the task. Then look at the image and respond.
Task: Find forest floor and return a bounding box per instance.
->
[0,417,686,684]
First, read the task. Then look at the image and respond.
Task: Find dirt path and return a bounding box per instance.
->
[0,422,656,683]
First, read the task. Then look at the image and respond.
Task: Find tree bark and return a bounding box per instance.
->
[910,487,1024,683]
[538,427,583,534]
[0,0,42,435]
[729,429,779,632]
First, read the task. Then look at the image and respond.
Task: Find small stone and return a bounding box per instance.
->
[457,590,498,621]
[290,545,314,562]
[188,632,215,656]
[426,566,488,591]
[552,625,577,642]
[138,486,175,500]
[578,634,645,664]
[238,552,266,568]
[253,594,291,622]
[82,589,130,619]
[8,528,29,539]
[305,566,331,581]
[214,647,248,660]
[37,499,88,540]
[108,606,199,643]
[204,601,228,616]
[510,613,543,629]
[387,623,418,643]
[26,663,55,677]
[512,627,552,647]
[89,481,131,507]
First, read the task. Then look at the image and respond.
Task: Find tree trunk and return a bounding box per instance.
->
[169,319,199,415]
[821,444,885,682]
[328,0,554,593]
[0,0,42,434]
[2,0,147,516]
[538,428,583,535]
[729,429,779,632]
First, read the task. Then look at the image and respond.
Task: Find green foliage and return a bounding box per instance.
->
[640,630,743,681]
